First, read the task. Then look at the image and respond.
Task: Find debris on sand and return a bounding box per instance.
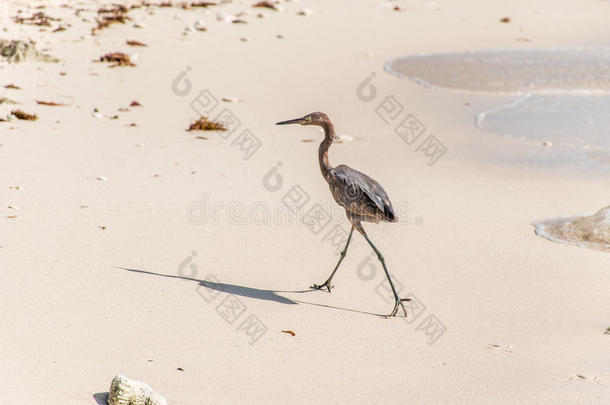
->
[186,116,226,131]
[126,40,147,47]
[282,330,296,336]
[253,1,279,11]
[0,40,58,63]
[11,109,38,121]
[13,11,60,27]
[4,84,20,89]
[93,5,132,34]
[189,1,217,7]
[36,100,68,106]
[500,17,510,23]
[99,52,135,67]
[130,100,141,107]
[297,8,313,16]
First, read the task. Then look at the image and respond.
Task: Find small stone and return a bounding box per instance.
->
[297,8,313,16]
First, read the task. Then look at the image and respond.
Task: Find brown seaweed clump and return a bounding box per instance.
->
[11,110,38,121]
[13,12,60,27]
[126,40,147,47]
[93,5,132,34]
[99,52,135,67]
[532,206,610,252]
[252,1,279,11]
[187,116,226,131]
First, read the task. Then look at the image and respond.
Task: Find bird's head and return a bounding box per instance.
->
[275,111,330,127]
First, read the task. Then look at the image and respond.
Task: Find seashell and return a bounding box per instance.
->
[107,374,167,405]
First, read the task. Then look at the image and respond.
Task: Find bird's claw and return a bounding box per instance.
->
[311,281,333,292]
[385,297,411,318]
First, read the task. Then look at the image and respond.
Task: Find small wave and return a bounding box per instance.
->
[532,206,610,253]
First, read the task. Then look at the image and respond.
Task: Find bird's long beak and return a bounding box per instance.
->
[275,117,305,125]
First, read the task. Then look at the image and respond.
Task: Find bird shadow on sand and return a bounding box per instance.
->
[115,267,383,317]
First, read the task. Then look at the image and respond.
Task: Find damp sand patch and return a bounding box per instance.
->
[532,206,610,253]
[385,49,610,92]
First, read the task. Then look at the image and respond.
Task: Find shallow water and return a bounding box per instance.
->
[385,48,610,92]
[475,93,610,164]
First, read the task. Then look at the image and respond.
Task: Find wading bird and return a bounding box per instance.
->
[276,112,409,317]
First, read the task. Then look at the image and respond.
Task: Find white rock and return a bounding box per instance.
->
[194,19,207,30]
[107,374,167,405]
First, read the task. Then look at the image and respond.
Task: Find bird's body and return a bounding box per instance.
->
[328,164,397,225]
[276,112,409,317]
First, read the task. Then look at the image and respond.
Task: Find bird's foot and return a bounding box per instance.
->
[310,280,333,292]
[385,297,411,318]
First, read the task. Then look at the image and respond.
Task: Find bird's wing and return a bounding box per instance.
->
[331,165,396,221]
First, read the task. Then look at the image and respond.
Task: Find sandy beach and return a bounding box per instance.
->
[1,0,609,404]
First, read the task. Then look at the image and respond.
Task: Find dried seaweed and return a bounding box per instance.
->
[126,40,147,47]
[189,1,217,7]
[99,52,135,67]
[11,109,38,121]
[4,84,20,89]
[92,5,132,34]
[187,116,226,131]
[252,1,278,11]
[13,12,60,27]
[36,100,68,106]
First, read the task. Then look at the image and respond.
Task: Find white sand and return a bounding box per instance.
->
[1,0,609,404]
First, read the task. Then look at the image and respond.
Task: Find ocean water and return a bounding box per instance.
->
[475,92,610,166]
[385,48,610,92]
[386,48,610,170]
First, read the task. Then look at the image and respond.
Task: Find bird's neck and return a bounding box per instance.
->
[318,121,334,182]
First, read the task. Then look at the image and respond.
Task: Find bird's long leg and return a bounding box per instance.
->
[311,225,355,292]
[355,224,409,317]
